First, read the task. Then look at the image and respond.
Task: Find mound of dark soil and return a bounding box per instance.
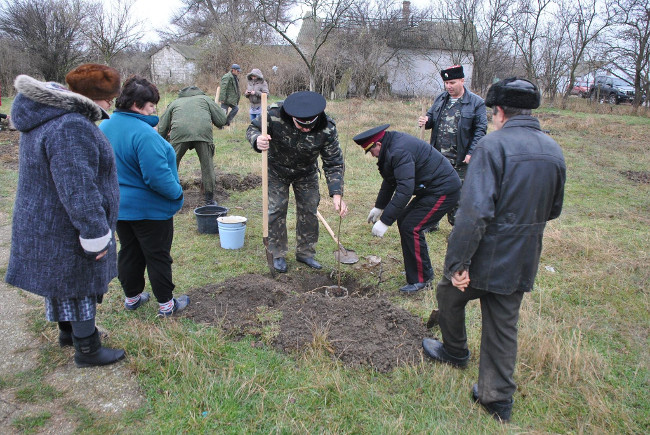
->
[180,171,262,213]
[184,272,429,372]
[621,170,650,184]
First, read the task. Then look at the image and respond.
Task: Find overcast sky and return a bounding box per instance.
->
[128,0,433,43]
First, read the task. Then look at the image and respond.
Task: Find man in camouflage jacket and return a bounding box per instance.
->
[246,91,347,273]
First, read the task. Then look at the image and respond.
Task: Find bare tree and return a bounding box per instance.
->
[254,0,356,91]
[0,0,90,82]
[608,0,650,107]
[560,0,612,101]
[505,0,555,81]
[85,0,145,64]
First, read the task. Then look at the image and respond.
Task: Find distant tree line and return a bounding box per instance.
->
[1,0,648,108]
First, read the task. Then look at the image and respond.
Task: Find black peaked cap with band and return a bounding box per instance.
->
[283,91,327,120]
[485,77,541,109]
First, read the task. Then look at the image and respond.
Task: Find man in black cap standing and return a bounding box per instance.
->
[421,78,566,422]
[246,91,347,273]
[353,125,461,293]
[219,64,241,126]
[418,65,487,225]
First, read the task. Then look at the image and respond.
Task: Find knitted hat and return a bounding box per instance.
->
[485,77,541,109]
[440,65,464,81]
[65,64,121,100]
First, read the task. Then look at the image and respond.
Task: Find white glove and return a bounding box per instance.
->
[367,207,383,223]
[372,221,389,237]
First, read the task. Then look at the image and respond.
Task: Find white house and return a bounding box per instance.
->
[150,44,200,84]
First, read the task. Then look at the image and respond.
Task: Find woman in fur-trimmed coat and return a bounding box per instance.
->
[6,66,125,368]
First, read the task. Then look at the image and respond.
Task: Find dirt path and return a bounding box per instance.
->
[0,205,144,433]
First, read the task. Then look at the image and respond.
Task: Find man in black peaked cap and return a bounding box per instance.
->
[421,78,566,423]
[353,124,461,293]
[246,91,347,273]
[418,65,487,226]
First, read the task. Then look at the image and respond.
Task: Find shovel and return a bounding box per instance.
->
[261,93,275,276]
[316,210,359,264]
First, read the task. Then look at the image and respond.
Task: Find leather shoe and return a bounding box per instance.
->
[273,257,287,273]
[399,281,430,293]
[296,256,322,270]
[472,384,513,422]
[422,338,470,368]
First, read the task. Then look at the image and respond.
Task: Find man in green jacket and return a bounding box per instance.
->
[159,86,227,205]
[219,64,241,126]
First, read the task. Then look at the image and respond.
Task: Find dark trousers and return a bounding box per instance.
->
[221,103,239,125]
[116,219,175,304]
[173,141,216,194]
[397,190,459,284]
[437,277,524,403]
[268,169,319,259]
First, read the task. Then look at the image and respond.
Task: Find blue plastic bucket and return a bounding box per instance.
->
[217,216,247,249]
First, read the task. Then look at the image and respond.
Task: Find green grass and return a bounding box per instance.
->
[11,411,52,434]
[3,96,649,433]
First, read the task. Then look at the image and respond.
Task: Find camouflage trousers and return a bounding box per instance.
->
[268,169,320,259]
[173,141,216,195]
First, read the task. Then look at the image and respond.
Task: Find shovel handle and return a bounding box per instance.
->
[419,102,426,140]
[215,86,220,103]
[316,210,340,245]
[261,93,269,239]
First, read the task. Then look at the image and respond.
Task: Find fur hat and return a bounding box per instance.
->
[65,64,121,100]
[440,65,464,81]
[485,77,541,109]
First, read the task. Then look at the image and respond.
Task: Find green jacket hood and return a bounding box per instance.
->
[178,86,206,98]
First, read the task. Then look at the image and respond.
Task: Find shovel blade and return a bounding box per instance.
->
[334,246,359,264]
[263,237,275,276]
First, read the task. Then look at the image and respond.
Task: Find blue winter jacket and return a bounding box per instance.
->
[100,111,183,220]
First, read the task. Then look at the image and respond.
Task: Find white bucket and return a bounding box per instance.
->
[217,216,247,249]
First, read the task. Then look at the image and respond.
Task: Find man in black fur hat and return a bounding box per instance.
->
[421,78,566,422]
[417,65,487,226]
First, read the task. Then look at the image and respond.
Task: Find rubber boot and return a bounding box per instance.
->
[58,321,73,347]
[72,328,125,368]
[203,192,217,206]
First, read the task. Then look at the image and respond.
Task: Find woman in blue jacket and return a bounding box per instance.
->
[100,76,189,317]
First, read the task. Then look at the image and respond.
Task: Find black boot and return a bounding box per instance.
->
[203,192,217,206]
[72,329,125,368]
[58,321,73,347]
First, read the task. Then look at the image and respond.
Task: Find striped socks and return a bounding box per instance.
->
[125,294,142,307]
[159,299,174,315]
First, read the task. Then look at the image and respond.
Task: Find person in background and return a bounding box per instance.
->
[353,124,461,293]
[418,65,487,226]
[99,76,190,317]
[219,64,241,126]
[6,64,124,367]
[244,68,269,121]
[422,78,566,422]
[246,91,347,273]
[158,85,226,206]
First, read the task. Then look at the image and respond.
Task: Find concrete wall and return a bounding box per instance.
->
[151,46,196,85]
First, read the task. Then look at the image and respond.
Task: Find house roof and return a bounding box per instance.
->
[152,44,201,60]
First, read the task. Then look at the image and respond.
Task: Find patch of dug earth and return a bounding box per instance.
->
[0,130,20,170]
[184,273,429,372]
[179,171,262,213]
[621,170,650,184]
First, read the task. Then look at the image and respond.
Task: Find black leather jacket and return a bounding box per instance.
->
[424,87,488,164]
[444,116,566,294]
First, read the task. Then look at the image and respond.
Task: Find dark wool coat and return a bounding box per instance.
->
[444,115,566,294]
[374,131,461,226]
[5,75,119,299]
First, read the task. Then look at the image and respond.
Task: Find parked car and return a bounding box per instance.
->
[569,81,589,97]
[589,76,635,104]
